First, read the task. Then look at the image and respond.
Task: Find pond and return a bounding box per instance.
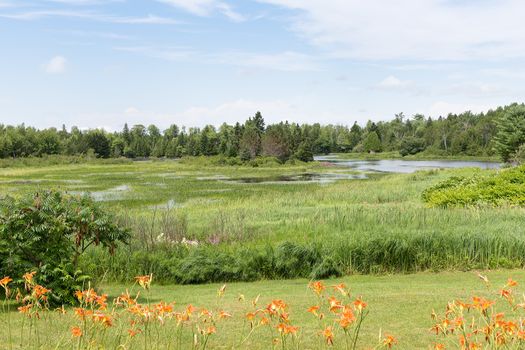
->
[223,172,367,184]
[315,155,501,173]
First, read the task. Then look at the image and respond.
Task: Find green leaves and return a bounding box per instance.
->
[0,190,130,304]
[495,104,525,162]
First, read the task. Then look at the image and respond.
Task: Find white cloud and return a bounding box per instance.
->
[0,1,13,7]
[43,56,67,74]
[440,82,506,98]
[114,46,195,61]
[158,0,245,22]
[46,0,124,4]
[0,10,178,24]
[73,99,327,130]
[258,0,525,61]
[377,76,411,89]
[114,46,318,72]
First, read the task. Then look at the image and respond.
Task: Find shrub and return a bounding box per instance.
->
[422,166,525,207]
[399,136,426,156]
[0,191,130,304]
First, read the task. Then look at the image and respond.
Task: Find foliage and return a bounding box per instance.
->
[494,104,525,162]
[1,103,520,161]
[363,131,382,153]
[399,136,426,156]
[422,165,525,207]
[0,191,130,304]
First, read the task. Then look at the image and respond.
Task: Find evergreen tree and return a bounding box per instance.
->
[494,104,525,162]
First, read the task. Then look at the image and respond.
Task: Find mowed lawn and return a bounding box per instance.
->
[1,270,524,349]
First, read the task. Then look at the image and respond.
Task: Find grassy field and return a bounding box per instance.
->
[1,156,524,283]
[1,156,525,348]
[1,270,524,349]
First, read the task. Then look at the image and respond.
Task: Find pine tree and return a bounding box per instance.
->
[494,104,525,162]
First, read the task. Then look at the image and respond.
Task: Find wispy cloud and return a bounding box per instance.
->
[259,0,525,61]
[45,0,124,4]
[43,56,67,74]
[158,0,245,22]
[113,46,196,61]
[67,30,133,41]
[0,10,178,24]
[376,76,412,90]
[114,45,319,72]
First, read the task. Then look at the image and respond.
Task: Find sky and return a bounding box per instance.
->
[1,0,525,130]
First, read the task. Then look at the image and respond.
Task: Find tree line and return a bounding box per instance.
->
[1,104,523,162]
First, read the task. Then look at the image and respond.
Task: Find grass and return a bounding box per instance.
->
[331,151,500,162]
[1,155,524,348]
[1,269,524,349]
[1,156,524,282]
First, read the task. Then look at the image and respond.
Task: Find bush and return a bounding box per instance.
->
[0,191,130,304]
[399,137,426,156]
[422,166,525,207]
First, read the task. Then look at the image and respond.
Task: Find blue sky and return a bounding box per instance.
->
[1,0,524,130]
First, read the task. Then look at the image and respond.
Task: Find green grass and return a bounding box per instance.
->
[1,270,524,349]
[1,157,524,283]
[331,151,500,161]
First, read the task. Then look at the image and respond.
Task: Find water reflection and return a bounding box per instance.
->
[315,156,501,173]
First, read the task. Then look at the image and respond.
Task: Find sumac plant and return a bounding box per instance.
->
[0,190,130,304]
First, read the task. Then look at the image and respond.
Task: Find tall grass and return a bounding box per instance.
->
[2,158,524,284]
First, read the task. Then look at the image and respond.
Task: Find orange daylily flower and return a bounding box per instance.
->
[383,334,397,348]
[0,276,12,289]
[321,326,334,345]
[33,285,50,301]
[267,299,287,316]
[353,298,367,312]
[472,296,494,311]
[327,296,343,312]
[92,312,113,327]
[23,271,36,284]
[277,323,298,335]
[332,283,348,296]
[309,281,326,296]
[307,305,320,315]
[499,289,512,301]
[128,328,141,337]
[186,304,197,315]
[18,304,32,314]
[285,325,299,335]
[135,274,153,290]
[71,326,82,338]
[219,310,232,319]
[507,278,518,287]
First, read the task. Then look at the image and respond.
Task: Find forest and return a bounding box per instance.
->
[2,103,523,162]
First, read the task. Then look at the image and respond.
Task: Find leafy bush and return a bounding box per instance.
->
[422,165,525,207]
[399,136,426,156]
[0,191,130,304]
